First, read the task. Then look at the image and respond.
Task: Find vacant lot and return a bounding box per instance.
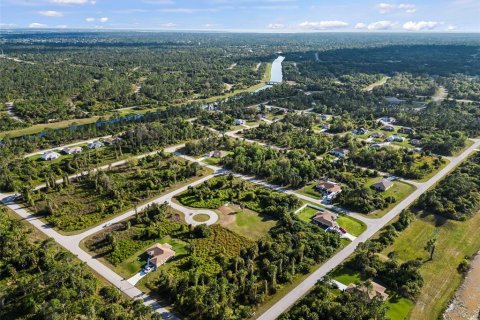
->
[382,212,480,320]
[218,207,276,240]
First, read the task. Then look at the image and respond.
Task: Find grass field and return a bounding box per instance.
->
[222,209,276,240]
[382,212,480,320]
[367,181,417,218]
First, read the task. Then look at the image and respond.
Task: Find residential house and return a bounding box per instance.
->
[371,178,393,192]
[315,179,342,199]
[312,210,339,229]
[146,243,176,269]
[387,135,404,142]
[370,132,385,139]
[234,119,246,125]
[40,151,61,161]
[379,116,396,124]
[381,125,395,132]
[320,114,331,121]
[320,123,331,130]
[410,138,421,146]
[352,128,368,135]
[370,143,383,150]
[62,146,82,155]
[330,148,350,158]
[210,150,228,158]
[345,282,389,301]
[398,127,415,135]
[87,141,104,149]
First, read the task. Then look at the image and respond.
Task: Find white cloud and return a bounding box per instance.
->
[56,24,68,28]
[446,25,457,31]
[398,3,417,13]
[99,17,109,22]
[299,20,349,30]
[267,23,285,29]
[377,3,396,14]
[161,22,176,27]
[403,21,440,31]
[38,10,63,17]
[50,0,95,4]
[85,17,95,22]
[368,20,397,30]
[377,3,416,14]
[354,22,367,29]
[29,22,48,28]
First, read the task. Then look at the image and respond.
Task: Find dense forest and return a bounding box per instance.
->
[0,208,156,320]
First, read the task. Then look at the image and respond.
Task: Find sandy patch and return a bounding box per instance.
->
[444,252,480,320]
[217,204,239,226]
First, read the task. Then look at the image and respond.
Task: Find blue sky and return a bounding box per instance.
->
[0,0,479,32]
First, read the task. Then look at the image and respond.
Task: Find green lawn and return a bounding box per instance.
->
[368,181,417,218]
[296,183,323,200]
[116,236,189,279]
[223,209,276,240]
[202,157,221,165]
[296,205,320,222]
[386,295,414,320]
[336,216,367,236]
[382,212,480,320]
[331,266,364,285]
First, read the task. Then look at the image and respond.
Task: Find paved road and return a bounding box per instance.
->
[256,138,480,320]
[4,120,479,320]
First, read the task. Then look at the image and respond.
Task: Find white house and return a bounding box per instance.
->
[234,119,246,125]
[62,146,82,155]
[41,151,61,161]
[387,135,404,142]
[330,148,350,158]
[87,141,105,149]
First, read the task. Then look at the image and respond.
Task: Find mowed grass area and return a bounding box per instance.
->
[336,216,367,236]
[222,209,276,240]
[296,205,366,236]
[115,236,189,279]
[367,181,417,218]
[382,212,480,320]
[331,266,414,320]
[192,213,211,222]
[296,183,323,199]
